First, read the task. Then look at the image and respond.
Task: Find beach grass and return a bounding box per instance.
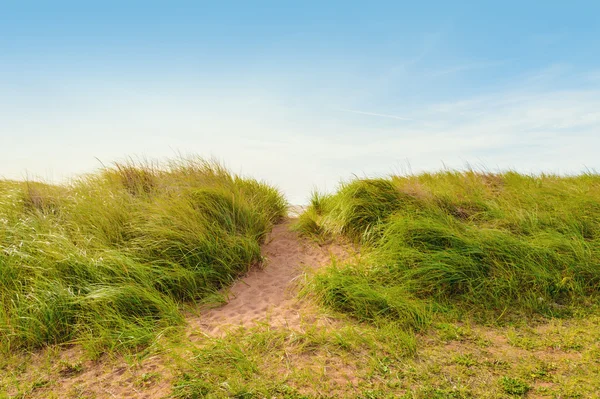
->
[0,158,286,351]
[295,171,600,327]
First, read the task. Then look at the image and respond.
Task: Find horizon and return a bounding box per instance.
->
[2,1,600,204]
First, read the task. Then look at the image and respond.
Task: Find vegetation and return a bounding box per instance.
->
[295,171,600,327]
[0,158,286,351]
[3,316,599,398]
[3,166,600,398]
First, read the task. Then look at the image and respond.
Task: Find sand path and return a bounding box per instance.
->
[188,218,349,336]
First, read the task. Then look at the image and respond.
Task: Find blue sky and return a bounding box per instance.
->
[2,1,600,203]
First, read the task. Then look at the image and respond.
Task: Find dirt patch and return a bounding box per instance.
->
[55,355,173,399]
[4,348,175,399]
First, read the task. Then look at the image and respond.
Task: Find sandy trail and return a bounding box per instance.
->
[188,218,349,336]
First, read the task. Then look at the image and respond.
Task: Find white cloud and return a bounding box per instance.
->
[1,67,600,204]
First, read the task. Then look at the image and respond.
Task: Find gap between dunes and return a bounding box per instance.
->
[187,218,351,337]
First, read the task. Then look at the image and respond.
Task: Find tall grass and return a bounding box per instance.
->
[298,171,600,327]
[0,158,286,351]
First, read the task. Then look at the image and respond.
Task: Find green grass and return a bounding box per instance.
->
[296,171,600,327]
[171,321,418,399]
[3,315,599,398]
[499,376,531,396]
[3,164,600,397]
[0,157,286,351]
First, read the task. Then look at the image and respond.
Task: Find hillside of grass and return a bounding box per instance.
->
[0,158,286,351]
[295,171,600,327]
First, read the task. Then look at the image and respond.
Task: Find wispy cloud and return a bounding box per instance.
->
[2,65,600,204]
[428,60,509,77]
[337,108,414,121]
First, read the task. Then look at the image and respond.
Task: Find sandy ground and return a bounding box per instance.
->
[187,218,351,337]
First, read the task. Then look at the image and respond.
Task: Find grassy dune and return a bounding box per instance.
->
[0,158,286,351]
[3,166,600,398]
[295,171,600,327]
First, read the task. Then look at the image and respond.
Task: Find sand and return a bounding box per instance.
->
[187,218,350,336]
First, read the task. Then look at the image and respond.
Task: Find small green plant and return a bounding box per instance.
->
[172,373,212,398]
[58,360,84,376]
[453,353,477,367]
[136,372,161,388]
[31,378,50,390]
[499,376,531,396]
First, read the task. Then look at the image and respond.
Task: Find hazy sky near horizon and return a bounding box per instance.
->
[2,1,600,203]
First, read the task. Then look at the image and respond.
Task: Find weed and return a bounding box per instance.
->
[58,360,84,377]
[499,376,531,395]
[453,354,477,367]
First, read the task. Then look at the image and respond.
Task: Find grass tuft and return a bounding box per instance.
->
[299,171,600,327]
[0,157,287,351]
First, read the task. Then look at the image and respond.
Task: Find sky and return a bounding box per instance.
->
[2,1,600,203]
